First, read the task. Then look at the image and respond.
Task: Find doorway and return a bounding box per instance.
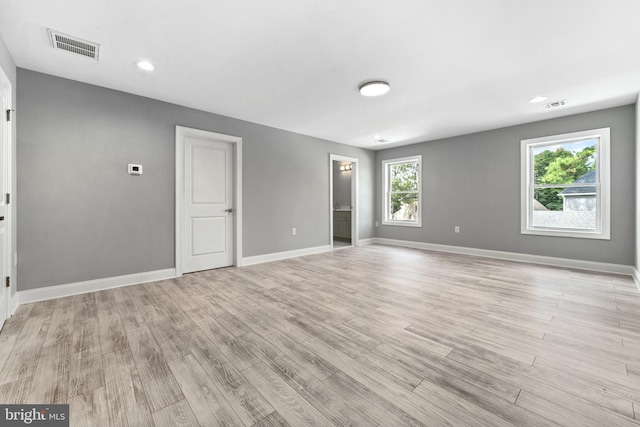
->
[175,126,243,275]
[329,154,358,250]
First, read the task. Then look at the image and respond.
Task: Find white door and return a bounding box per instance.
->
[0,71,9,330]
[182,135,233,273]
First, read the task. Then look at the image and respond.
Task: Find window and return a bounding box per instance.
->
[383,155,422,227]
[521,128,610,239]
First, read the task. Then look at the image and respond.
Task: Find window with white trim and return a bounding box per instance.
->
[521,128,610,239]
[383,155,422,227]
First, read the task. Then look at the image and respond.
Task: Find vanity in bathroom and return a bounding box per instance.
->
[333,208,352,241]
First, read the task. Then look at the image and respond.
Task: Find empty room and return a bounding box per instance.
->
[0,1,639,426]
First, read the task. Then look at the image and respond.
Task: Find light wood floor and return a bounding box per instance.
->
[1,244,640,426]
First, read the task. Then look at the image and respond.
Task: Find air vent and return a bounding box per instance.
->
[544,99,567,109]
[48,29,100,60]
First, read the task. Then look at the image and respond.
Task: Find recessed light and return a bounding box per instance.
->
[135,60,155,71]
[529,96,548,103]
[359,80,390,97]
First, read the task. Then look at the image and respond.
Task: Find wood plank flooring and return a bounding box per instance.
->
[1,244,640,426]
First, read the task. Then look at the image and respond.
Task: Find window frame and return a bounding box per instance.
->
[520,127,610,240]
[382,155,422,227]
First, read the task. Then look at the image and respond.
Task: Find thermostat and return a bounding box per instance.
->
[128,164,143,175]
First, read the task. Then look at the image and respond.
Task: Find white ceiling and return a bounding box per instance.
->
[1,0,639,149]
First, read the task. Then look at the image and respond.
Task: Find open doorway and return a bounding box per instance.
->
[329,154,358,250]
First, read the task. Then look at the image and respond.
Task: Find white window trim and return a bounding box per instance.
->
[382,155,422,227]
[520,127,610,240]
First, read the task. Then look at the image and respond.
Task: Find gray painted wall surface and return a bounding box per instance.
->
[376,105,636,265]
[17,69,375,290]
[0,35,17,299]
[332,160,352,207]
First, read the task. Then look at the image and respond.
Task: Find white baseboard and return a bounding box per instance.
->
[11,241,638,310]
[9,291,19,316]
[242,245,331,266]
[358,238,377,246]
[373,238,635,277]
[17,268,176,305]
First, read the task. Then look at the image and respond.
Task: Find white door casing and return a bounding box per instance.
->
[176,126,242,275]
[0,66,11,329]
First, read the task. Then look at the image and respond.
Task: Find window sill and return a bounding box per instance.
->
[521,228,610,240]
[382,221,422,228]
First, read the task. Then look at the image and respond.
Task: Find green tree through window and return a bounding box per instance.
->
[533,144,596,211]
[390,162,418,217]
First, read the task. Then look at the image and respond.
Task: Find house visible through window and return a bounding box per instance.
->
[382,155,422,227]
[521,128,610,239]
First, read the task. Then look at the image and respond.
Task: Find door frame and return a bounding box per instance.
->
[175,126,243,276]
[329,154,359,249]
[0,64,12,327]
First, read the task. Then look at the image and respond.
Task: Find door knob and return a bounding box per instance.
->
[225,208,233,213]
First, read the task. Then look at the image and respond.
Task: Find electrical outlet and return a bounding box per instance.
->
[292,227,297,236]
[454,226,460,233]
[375,221,379,227]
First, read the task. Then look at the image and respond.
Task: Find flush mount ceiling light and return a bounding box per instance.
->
[374,135,389,143]
[529,96,548,103]
[135,60,155,71]
[359,80,390,97]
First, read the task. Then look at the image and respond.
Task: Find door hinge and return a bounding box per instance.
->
[5,193,9,204]
[5,277,9,288]
[5,109,12,122]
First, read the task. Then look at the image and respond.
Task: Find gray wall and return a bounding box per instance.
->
[17,69,375,290]
[0,35,17,299]
[332,160,352,208]
[376,105,636,266]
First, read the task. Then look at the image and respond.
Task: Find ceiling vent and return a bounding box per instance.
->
[544,99,567,109]
[48,29,100,60]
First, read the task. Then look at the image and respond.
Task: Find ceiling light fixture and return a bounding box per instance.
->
[544,99,568,109]
[135,60,155,71]
[359,80,390,97]
[373,135,389,143]
[529,96,548,103]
